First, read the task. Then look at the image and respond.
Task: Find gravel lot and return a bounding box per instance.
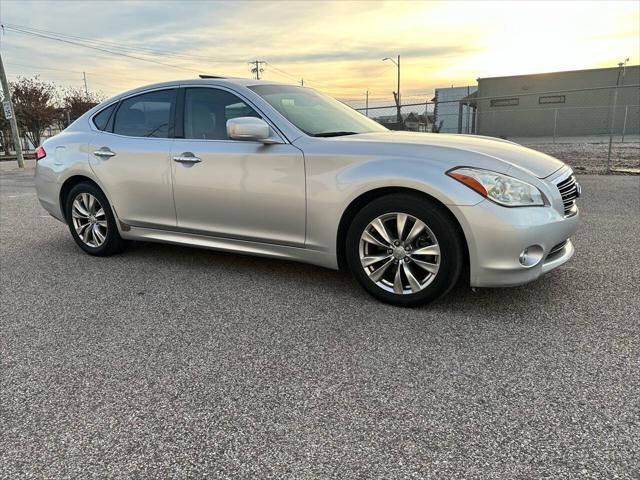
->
[1,166,638,479]
[521,142,640,174]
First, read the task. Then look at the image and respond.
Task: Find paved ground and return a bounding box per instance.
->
[1,166,638,479]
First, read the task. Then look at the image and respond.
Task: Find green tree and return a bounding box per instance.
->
[10,76,57,148]
[59,87,103,127]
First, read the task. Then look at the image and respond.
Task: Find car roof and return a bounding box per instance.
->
[110,77,292,99]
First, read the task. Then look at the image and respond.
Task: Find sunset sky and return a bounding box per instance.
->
[0,0,638,107]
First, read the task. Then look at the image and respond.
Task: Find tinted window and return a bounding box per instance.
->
[113,89,176,138]
[92,103,116,131]
[184,88,259,140]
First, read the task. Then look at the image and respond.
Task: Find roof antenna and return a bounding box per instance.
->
[199,74,225,79]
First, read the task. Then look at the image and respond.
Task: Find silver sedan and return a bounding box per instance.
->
[34,78,579,307]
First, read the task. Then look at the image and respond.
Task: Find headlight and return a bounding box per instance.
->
[447,167,544,207]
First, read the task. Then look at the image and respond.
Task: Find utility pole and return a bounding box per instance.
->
[397,54,400,110]
[83,71,89,99]
[365,90,369,117]
[0,53,24,168]
[383,55,401,126]
[249,60,265,80]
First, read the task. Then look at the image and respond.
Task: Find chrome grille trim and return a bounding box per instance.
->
[556,174,579,217]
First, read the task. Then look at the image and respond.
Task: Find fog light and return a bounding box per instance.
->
[518,245,544,268]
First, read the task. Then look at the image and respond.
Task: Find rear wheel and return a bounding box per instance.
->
[345,194,464,307]
[64,182,127,256]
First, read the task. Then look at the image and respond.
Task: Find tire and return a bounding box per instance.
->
[64,182,127,256]
[345,193,464,307]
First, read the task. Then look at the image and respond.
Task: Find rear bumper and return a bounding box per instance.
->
[35,161,65,222]
[451,200,579,288]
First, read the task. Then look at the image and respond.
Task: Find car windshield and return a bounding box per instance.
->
[248,84,387,137]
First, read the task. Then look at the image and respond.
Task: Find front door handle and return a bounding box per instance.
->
[93,148,116,158]
[173,153,202,164]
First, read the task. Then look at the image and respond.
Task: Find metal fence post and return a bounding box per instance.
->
[606,86,619,174]
[424,101,428,132]
[473,107,477,135]
[621,105,628,143]
[553,109,558,143]
[466,86,471,133]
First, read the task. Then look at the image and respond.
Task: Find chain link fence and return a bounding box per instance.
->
[353,84,640,173]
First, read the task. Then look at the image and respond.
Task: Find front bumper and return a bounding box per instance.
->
[451,199,579,288]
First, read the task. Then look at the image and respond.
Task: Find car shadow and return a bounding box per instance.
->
[120,239,571,318]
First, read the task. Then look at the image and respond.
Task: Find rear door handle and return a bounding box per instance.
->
[94,148,116,158]
[173,153,201,164]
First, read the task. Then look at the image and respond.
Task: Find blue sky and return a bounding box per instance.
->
[1,1,638,107]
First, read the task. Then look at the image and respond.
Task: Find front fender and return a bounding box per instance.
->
[336,158,484,208]
[304,156,484,255]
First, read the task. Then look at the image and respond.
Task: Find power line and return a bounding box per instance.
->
[1,23,236,65]
[4,62,161,83]
[264,63,298,82]
[1,24,206,73]
[265,62,339,89]
[4,62,85,74]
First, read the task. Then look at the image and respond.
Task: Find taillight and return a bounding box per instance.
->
[35,146,46,161]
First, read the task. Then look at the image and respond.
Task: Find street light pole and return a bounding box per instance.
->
[383,55,401,126]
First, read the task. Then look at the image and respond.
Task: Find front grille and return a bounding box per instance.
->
[556,175,579,216]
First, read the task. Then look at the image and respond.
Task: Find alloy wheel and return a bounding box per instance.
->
[358,212,440,294]
[71,193,108,248]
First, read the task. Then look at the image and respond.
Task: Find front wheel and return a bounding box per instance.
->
[345,194,464,307]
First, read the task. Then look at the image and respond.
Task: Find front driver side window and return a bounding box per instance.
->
[184,88,260,140]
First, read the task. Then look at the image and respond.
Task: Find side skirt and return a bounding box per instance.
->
[120,225,339,270]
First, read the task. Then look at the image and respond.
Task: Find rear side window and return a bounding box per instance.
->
[184,88,260,140]
[113,89,176,138]
[92,103,116,131]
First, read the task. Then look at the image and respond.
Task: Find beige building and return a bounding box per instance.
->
[470,66,639,138]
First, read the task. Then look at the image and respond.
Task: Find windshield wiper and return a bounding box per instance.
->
[312,131,359,138]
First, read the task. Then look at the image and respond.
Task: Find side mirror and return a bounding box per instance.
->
[227,117,280,143]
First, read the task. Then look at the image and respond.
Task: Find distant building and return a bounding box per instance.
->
[432,86,477,133]
[470,65,640,138]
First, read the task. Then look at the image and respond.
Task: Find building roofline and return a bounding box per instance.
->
[434,85,478,90]
[477,65,639,82]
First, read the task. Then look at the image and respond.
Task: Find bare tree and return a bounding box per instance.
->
[10,76,57,148]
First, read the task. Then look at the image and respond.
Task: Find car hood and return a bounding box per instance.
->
[333,131,564,178]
